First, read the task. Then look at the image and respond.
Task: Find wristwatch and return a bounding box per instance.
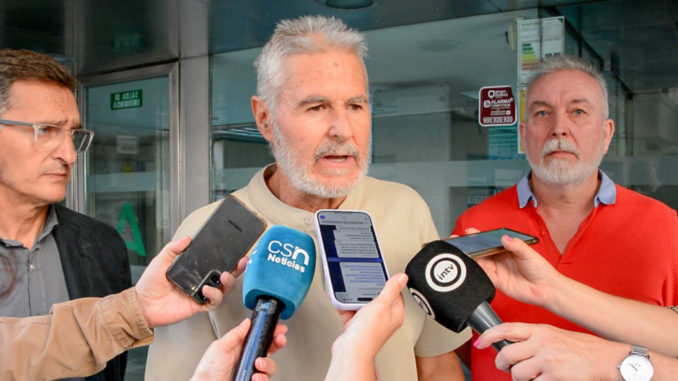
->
[618,345,654,381]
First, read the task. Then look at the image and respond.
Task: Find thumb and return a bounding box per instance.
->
[160,236,192,265]
[380,273,408,302]
[501,235,533,259]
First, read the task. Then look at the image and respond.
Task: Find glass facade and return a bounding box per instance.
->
[210,10,678,237]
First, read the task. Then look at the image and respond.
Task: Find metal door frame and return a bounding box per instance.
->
[70,62,180,230]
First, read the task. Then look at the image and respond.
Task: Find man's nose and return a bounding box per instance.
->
[52,133,77,165]
[550,111,570,138]
[328,107,353,140]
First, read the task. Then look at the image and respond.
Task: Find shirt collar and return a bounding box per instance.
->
[0,204,59,248]
[595,171,616,206]
[40,204,59,241]
[517,170,616,208]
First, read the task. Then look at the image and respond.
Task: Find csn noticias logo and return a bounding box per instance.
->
[265,240,310,273]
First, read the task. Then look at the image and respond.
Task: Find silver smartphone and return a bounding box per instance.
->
[445,228,538,258]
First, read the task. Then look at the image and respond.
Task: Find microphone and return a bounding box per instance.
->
[233,225,316,381]
[405,240,511,351]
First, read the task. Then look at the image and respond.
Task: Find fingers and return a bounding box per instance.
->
[222,318,251,347]
[475,255,496,273]
[146,236,192,272]
[378,273,408,305]
[197,256,247,308]
[505,356,541,381]
[250,326,285,381]
[192,318,252,381]
[475,322,532,350]
[219,271,238,295]
[233,256,249,278]
[494,340,536,372]
[446,227,480,240]
[383,274,407,325]
[165,236,192,262]
[475,323,540,373]
[476,323,555,377]
[500,235,545,263]
[268,324,288,355]
[200,285,224,309]
[251,374,269,381]
[336,309,356,327]
[135,236,192,299]
[338,274,407,326]
[253,357,276,380]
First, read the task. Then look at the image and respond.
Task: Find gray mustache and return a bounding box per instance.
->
[541,138,580,159]
[314,142,360,160]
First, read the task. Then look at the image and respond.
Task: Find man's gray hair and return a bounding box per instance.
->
[525,54,609,119]
[254,15,367,114]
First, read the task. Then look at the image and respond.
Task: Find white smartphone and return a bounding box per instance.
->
[314,209,390,310]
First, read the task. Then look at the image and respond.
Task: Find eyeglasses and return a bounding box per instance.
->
[0,119,94,153]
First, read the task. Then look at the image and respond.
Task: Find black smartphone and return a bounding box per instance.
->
[314,209,390,310]
[445,228,538,258]
[166,195,267,304]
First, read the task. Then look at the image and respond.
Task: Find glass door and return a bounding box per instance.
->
[84,76,170,268]
[77,63,178,380]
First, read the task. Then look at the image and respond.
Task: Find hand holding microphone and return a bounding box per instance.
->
[232,225,316,381]
[405,240,511,350]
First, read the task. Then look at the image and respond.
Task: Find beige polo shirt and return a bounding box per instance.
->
[146,165,470,380]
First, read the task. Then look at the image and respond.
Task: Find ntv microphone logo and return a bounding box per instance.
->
[265,240,310,273]
[425,253,467,292]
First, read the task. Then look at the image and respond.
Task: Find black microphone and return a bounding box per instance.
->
[405,240,511,351]
[232,225,316,381]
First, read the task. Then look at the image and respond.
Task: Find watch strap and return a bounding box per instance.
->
[630,345,649,358]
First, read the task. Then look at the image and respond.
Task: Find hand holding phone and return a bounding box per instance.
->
[166,195,266,304]
[314,209,389,310]
[445,228,538,258]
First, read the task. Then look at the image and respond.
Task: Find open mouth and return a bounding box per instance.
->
[322,155,352,162]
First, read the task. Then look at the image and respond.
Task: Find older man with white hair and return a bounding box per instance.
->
[146,15,470,381]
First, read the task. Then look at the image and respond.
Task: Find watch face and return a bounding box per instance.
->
[619,354,654,381]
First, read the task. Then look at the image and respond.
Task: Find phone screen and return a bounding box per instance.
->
[445,228,538,257]
[315,210,389,307]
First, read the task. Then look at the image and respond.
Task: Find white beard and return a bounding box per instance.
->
[270,123,368,198]
[527,137,605,185]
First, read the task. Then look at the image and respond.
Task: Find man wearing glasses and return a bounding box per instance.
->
[0,49,131,381]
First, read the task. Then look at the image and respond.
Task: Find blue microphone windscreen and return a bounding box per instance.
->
[243,225,316,319]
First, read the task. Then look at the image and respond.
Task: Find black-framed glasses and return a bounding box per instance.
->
[0,118,95,153]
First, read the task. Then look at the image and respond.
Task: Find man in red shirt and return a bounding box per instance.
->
[452,54,678,380]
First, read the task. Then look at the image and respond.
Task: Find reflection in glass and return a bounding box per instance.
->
[85,77,170,268]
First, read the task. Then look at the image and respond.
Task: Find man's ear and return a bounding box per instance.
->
[251,95,273,142]
[518,122,527,150]
[602,118,615,155]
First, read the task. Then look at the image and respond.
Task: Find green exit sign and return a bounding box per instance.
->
[111,89,143,110]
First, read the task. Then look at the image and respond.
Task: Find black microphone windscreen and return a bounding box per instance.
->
[405,240,495,332]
